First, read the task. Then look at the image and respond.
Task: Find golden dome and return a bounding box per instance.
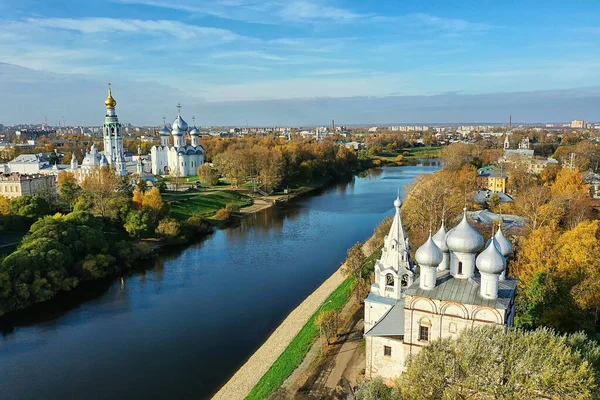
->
[105,84,117,108]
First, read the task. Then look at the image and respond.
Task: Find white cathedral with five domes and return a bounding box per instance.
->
[150,104,205,177]
[364,193,517,383]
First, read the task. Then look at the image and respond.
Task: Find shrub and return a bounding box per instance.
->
[225,202,241,213]
[156,218,181,239]
[9,196,50,219]
[214,208,230,220]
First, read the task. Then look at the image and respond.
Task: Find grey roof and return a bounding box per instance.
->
[365,299,405,337]
[404,270,517,310]
[365,290,397,306]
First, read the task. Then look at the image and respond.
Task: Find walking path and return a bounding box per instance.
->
[211,267,346,400]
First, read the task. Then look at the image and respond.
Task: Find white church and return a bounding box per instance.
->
[364,194,517,382]
[150,105,205,177]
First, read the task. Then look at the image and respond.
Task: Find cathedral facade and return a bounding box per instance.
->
[150,106,205,177]
[364,195,517,383]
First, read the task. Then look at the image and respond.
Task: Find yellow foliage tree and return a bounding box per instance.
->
[555,220,600,310]
[142,187,164,222]
[0,195,9,215]
[132,188,144,208]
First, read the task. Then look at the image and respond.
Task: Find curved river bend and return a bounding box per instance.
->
[0,164,438,399]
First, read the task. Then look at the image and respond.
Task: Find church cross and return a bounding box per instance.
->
[176,103,182,115]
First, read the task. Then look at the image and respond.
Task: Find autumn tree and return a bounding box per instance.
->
[0,195,10,215]
[315,309,340,346]
[142,187,165,222]
[400,326,600,400]
[132,188,144,208]
[512,220,600,333]
[341,242,367,302]
[402,166,477,246]
[57,171,81,211]
[511,185,560,233]
[80,166,120,217]
[550,168,594,229]
[439,142,474,171]
[197,164,219,186]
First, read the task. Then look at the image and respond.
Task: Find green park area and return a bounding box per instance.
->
[163,190,253,221]
[374,146,442,162]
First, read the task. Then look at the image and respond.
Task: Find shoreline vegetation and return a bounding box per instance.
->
[0,152,378,321]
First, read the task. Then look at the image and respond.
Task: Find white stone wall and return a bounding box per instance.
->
[403,295,508,364]
[365,336,404,384]
[364,298,392,332]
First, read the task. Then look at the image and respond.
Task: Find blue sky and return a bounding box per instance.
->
[1,0,599,125]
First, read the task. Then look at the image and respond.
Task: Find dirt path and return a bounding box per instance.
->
[211,268,346,400]
[295,307,364,400]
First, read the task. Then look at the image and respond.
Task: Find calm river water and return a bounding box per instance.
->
[0,163,438,399]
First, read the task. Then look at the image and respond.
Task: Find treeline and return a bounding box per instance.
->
[354,326,600,400]
[0,166,214,316]
[197,136,363,193]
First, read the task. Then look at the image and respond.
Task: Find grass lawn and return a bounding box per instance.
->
[164,190,253,221]
[245,277,356,400]
[375,146,442,162]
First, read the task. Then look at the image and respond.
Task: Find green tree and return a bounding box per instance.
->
[9,196,50,218]
[354,378,402,400]
[124,210,154,238]
[315,309,340,346]
[400,326,600,400]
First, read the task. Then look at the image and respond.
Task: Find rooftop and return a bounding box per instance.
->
[404,270,517,310]
[365,299,405,337]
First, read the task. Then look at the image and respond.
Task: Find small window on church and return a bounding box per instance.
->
[384,346,391,357]
[458,261,463,275]
[386,273,394,287]
[419,326,429,342]
[449,322,457,334]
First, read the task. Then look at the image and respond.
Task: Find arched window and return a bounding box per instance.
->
[458,261,463,275]
[386,273,394,287]
[401,274,409,287]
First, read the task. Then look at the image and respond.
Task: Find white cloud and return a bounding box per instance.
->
[307,69,363,76]
[26,17,244,41]
[211,50,288,61]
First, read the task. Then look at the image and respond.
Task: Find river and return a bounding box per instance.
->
[0,163,439,400]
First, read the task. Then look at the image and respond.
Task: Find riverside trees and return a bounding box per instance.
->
[353,327,600,399]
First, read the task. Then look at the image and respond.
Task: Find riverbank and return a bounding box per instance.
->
[212,269,350,400]
[213,236,382,399]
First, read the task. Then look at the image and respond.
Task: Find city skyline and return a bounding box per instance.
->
[1,0,600,125]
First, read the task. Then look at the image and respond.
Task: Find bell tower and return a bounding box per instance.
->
[103,83,127,176]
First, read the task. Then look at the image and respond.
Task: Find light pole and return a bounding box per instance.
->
[317,300,332,351]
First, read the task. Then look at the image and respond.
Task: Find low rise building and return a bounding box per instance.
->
[477,165,507,193]
[0,173,56,199]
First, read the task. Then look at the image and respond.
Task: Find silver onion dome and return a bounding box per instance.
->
[446,208,484,253]
[415,234,443,267]
[432,221,449,253]
[476,237,506,274]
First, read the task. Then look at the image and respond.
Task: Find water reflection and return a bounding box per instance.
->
[0,165,439,400]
